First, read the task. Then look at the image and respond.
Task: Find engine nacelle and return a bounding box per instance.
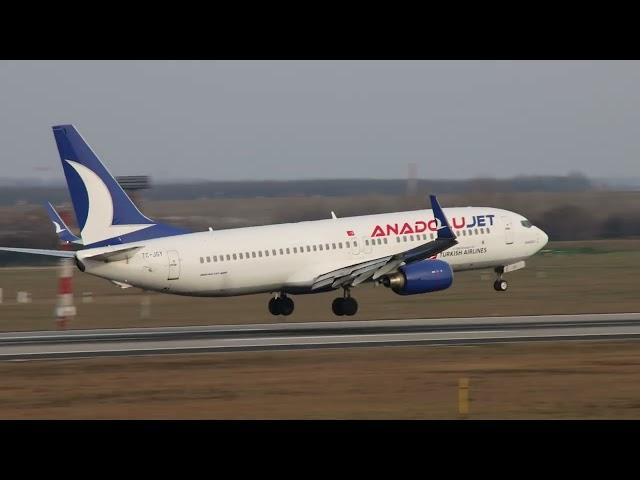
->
[381,259,453,295]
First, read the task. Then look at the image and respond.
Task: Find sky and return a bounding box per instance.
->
[0,60,639,183]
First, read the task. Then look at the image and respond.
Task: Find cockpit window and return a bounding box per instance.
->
[521,220,532,228]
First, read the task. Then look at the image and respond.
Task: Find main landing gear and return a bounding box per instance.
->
[332,288,358,316]
[493,267,508,292]
[268,294,294,316]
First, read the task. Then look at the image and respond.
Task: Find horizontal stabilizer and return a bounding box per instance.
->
[81,245,144,262]
[0,247,75,258]
[44,202,83,244]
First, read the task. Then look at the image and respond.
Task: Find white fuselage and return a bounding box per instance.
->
[77,206,547,297]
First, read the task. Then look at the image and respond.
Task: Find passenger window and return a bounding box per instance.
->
[430,233,434,240]
[232,254,237,260]
[272,249,277,256]
[354,241,358,247]
[312,245,317,252]
[462,230,466,236]
[258,251,262,257]
[226,254,231,261]
[410,235,414,242]
[377,238,382,245]
[325,244,330,250]
[365,239,369,246]
[403,236,407,242]
[265,250,269,257]
[239,253,243,259]
[480,228,485,234]
[486,228,491,234]
[293,247,297,254]
[286,248,290,254]
[280,248,284,255]
[319,244,324,251]
[245,252,250,259]
[332,243,336,249]
[252,252,256,258]
[383,238,388,244]
[306,246,311,252]
[213,256,218,262]
[423,234,427,241]
[474,228,479,235]
[396,237,401,243]
[200,257,204,264]
[338,242,343,249]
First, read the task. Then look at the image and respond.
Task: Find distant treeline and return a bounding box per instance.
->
[0,175,595,206]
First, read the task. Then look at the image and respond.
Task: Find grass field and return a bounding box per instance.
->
[4,341,640,419]
[0,239,638,332]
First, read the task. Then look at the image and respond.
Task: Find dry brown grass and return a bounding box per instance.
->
[3,341,640,419]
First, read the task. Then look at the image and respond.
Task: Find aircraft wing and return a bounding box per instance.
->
[311,195,458,291]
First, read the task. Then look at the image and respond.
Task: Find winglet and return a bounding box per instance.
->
[44,202,83,245]
[429,195,456,240]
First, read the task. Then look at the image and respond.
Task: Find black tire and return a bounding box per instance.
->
[268,297,280,315]
[332,297,345,316]
[279,296,295,316]
[342,297,358,316]
[493,280,508,292]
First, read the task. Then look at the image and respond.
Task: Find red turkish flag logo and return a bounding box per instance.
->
[346,230,355,236]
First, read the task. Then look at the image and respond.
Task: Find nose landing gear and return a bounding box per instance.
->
[493,267,508,292]
[268,293,294,316]
[493,279,508,291]
[332,288,358,316]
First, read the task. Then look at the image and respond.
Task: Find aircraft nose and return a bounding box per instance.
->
[539,228,548,246]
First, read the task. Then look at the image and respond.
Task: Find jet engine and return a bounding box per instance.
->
[381,259,453,295]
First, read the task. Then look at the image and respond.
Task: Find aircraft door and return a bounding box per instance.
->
[167,250,181,280]
[502,217,514,245]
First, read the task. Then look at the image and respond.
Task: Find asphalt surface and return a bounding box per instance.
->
[2,313,640,361]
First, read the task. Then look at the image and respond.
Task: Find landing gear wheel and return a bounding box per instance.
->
[268,297,280,315]
[493,279,508,292]
[269,295,295,316]
[332,298,346,316]
[279,296,295,316]
[342,297,358,316]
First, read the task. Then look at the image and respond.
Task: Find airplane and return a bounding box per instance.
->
[0,125,549,317]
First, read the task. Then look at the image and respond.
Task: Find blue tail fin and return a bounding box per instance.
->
[52,125,190,247]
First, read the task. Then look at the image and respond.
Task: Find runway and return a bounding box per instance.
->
[2,313,640,361]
